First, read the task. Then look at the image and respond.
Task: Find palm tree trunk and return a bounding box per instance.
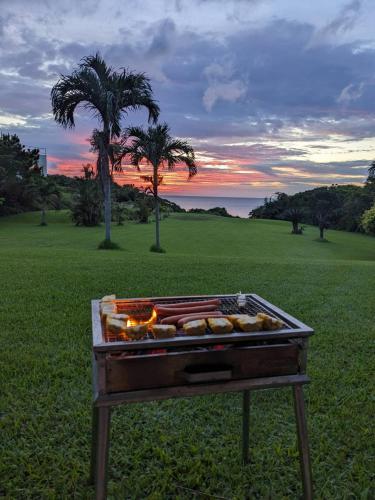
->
[320,226,324,239]
[100,145,111,243]
[104,174,111,242]
[153,165,160,250]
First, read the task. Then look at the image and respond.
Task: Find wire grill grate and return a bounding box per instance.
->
[104,295,292,343]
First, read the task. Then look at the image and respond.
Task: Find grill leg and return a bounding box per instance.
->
[242,390,250,464]
[92,405,111,500]
[90,405,99,484]
[293,385,313,500]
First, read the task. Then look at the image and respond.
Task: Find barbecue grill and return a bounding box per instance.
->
[90,293,314,499]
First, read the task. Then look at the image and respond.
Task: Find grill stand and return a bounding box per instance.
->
[90,295,314,499]
[90,372,312,500]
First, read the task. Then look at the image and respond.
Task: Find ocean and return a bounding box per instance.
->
[164,195,264,218]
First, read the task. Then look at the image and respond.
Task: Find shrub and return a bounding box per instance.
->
[136,199,151,223]
[361,204,375,235]
[71,176,102,226]
[112,202,126,225]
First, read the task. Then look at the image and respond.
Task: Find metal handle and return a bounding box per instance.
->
[182,365,233,383]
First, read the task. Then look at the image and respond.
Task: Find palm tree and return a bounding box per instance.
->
[51,53,159,246]
[123,123,197,251]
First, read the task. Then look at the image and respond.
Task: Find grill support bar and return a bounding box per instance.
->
[90,375,312,499]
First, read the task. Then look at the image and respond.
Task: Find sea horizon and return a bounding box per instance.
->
[163,194,264,218]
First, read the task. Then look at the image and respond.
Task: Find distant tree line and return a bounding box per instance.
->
[0,133,63,225]
[250,167,375,238]
[0,133,184,226]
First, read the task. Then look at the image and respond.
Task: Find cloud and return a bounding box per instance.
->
[337,82,365,103]
[202,60,247,111]
[203,80,247,111]
[308,0,362,47]
[322,0,362,36]
[1,2,375,196]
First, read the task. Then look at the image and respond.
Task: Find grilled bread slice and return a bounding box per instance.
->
[183,319,207,336]
[236,316,263,332]
[101,294,116,302]
[152,324,176,339]
[207,317,233,334]
[125,323,148,340]
[256,313,284,330]
[227,314,251,328]
[106,317,127,336]
[100,302,117,320]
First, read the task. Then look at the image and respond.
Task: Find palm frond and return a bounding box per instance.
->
[121,122,197,186]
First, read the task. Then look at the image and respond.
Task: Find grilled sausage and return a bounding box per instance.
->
[155,298,221,310]
[160,311,223,325]
[156,304,219,318]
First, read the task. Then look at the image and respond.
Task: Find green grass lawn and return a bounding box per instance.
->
[0,211,374,499]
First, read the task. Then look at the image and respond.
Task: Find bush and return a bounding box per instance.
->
[136,199,151,223]
[71,177,102,226]
[361,204,375,235]
[112,202,126,225]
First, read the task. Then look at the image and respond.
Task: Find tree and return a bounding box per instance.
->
[51,53,159,246]
[311,196,334,240]
[71,164,102,227]
[368,160,375,181]
[123,123,197,252]
[0,133,40,215]
[361,203,375,236]
[36,178,61,226]
[283,207,304,234]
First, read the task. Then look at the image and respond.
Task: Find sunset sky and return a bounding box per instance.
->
[1,0,375,197]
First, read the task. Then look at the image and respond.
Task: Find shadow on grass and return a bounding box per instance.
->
[150,244,166,253]
[315,238,330,243]
[98,240,122,250]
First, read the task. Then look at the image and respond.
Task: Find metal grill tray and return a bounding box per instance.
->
[92,294,313,352]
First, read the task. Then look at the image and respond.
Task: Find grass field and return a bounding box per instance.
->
[0,211,374,499]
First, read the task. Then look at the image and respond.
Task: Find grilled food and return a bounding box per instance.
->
[152,324,176,339]
[236,316,263,332]
[227,314,251,328]
[207,317,233,334]
[162,311,222,325]
[101,294,116,302]
[183,319,207,336]
[125,323,148,340]
[106,316,127,336]
[100,302,117,320]
[256,313,284,330]
[237,316,262,332]
[106,313,128,328]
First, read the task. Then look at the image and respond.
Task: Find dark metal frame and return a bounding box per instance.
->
[90,294,313,499]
